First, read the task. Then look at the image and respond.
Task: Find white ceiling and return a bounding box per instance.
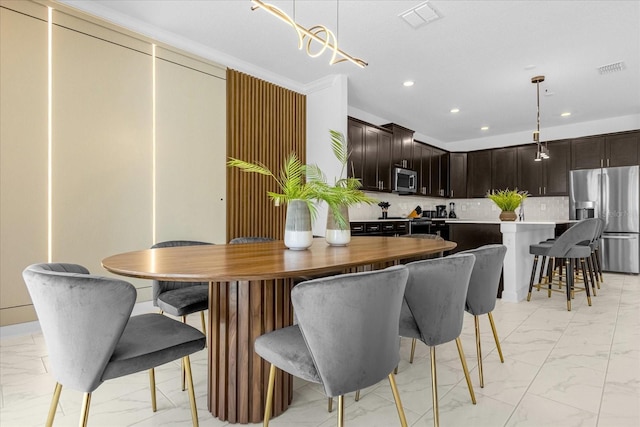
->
[62,0,640,147]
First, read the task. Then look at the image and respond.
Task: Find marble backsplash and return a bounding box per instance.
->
[350,192,569,222]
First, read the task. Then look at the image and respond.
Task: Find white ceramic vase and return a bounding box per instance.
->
[325,205,351,246]
[284,200,313,250]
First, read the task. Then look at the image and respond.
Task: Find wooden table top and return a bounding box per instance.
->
[102,236,456,282]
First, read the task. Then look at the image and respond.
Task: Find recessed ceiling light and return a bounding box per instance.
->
[561,112,571,117]
[481,126,489,131]
[450,108,460,113]
[403,80,414,87]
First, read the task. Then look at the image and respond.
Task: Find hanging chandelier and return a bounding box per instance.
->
[532,75,549,161]
[251,0,367,68]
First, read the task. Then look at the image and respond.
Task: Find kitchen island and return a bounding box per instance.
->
[447,220,569,302]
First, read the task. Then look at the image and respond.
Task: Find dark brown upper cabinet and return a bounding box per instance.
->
[571,132,638,169]
[430,147,448,197]
[606,131,639,167]
[413,142,432,196]
[382,123,415,169]
[467,150,492,197]
[491,147,518,190]
[449,152,467,198]
[348,117,392,192]
[517,141,569,196]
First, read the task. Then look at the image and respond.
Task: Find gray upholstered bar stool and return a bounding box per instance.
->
[459,244,507,388]
[255,266,410,427]
[528,218,599,311]
[399,254,477,427]
[23,263,205,427]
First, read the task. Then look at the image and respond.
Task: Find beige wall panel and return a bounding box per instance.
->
[51,24,153,291]
[52,9,152,55]
[155,46,225,78]
[155,58,227,244]
[0,8,48,325]
[0,0,48,20]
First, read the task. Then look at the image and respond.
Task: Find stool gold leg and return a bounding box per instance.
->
[263,364,276,427]
[455,337,476,404]
[388,373,408,427]
[430,347,439,427]
[149,368,157,412]
[337,395,344,427]
[46,383,62,427]
[474,315,484,388]
[80,393,91,427]
[488,312,504,363]
[410,338,417,363]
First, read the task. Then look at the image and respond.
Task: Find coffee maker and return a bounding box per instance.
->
[435,205,447,218]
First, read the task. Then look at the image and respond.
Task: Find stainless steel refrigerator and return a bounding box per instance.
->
[569,165,639,274]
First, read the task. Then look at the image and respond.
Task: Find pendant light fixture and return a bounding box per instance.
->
[532,75,549,161]
[251,0,367,68]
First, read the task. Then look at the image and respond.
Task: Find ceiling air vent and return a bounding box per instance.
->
[400,1,441,29]
[597,61,625,74]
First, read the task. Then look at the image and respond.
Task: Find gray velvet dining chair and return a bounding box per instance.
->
[22,263,206,427]
[255,265,410,427]
[151,240,212,388]
[459,244,507,388]
[229,236,275,244]
[400,254,477,427]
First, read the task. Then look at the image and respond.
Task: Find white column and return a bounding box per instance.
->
[500,222,555,302]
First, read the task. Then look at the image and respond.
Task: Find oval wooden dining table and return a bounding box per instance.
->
[102,236,456,424]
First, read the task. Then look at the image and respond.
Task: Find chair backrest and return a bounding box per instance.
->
[229,236,274,244]
[548,218,600,257]
[22,263,136,392]
[459,244,507,316]
[403,254,476,347]
[150,240,213,304]
[591,218,605,248]
[406,234,444,241]
[292,265,409,397]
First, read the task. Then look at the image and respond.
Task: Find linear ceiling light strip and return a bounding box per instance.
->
[250,0,367,68]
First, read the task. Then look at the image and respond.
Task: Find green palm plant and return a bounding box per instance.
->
[306,130,377,229]
[227,153,321,218]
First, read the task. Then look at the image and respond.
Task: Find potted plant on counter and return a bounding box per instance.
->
[227,154,320,250]
[307,130,377,246]
[486,188,528,221]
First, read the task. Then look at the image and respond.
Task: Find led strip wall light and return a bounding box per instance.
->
[250,0,367,68]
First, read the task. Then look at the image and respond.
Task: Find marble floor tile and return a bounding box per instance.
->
[1,272,638,427]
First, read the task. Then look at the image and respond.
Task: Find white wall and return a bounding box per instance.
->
[306,74,349,236]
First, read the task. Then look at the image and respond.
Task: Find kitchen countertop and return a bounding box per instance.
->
[352,218,575,224]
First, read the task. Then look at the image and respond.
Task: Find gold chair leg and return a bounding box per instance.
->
[388,373,408,427]
[149,368,157,412]
[337,395,344,427]
[80,392,91,427]
[474,315,484,388]
[46,382,62,427]
[182,315,187,391]
[200,311,207,348]
[183,356,199,427]
[430,347,439,427]
[355,390,360,401]
[328,397,333,412]
[455,337,476,404]
[263,364,276,427]
[410,338,417,363]
[487,312,504,363]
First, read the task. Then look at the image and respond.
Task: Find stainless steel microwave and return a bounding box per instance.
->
[393,167,417,194]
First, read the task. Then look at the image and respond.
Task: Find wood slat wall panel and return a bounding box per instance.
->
[226,69,306,242]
